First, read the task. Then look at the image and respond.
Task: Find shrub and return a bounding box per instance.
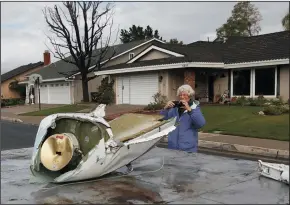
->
[144,92,167,111]
[263,104,289,115]
[247,95,268,106]
[91,77,115,105]
[263,105,283,115]
[235,96,248,106]
[280,104,289,113]
[1,98,25,107]
[269,97,284,106]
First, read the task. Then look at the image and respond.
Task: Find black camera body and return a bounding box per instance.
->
[172,101,184,108]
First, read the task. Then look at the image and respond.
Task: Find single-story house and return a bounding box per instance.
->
[93,31,289,105]
[19,38,165,104]
[1,52,49,100]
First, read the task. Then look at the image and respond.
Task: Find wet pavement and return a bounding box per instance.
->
[1,120,38,150]
[1,147,289,204]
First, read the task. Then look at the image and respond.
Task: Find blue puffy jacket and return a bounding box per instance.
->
[160,100,206,152]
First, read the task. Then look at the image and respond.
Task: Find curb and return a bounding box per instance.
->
[1,117,23,123]
[161,137,289,160]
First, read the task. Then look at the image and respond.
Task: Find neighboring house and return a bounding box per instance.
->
[19,38,165,104]
[93,31,289,105]
[1,60,46,100]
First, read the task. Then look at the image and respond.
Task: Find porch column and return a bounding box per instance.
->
[184,70,196,90]
[25,84,29,104]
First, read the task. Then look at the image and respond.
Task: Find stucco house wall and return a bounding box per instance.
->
[279,64,289,102]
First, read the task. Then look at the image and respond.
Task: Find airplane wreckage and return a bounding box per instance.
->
[30,104,176,183]
[30,104,289,185]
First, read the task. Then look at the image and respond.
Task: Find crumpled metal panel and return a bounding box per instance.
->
[109,113,165,142]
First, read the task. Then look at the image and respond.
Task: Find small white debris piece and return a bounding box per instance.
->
[89,104,106,118]
[258,160,289,185]
[258,111,265,115]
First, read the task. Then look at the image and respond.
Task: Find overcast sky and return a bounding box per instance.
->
[1,1,289,74]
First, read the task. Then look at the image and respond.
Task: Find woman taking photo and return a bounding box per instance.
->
[160,84,206,153]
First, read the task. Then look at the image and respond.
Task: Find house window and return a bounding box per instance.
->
[233,69,251,96]
[255,67,275,96]
[129,53,134,60]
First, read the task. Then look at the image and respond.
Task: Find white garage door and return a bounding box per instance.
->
[39,85,49,104]
[117,73,158,105]
[48,83,71,104]
[38,82,71,104]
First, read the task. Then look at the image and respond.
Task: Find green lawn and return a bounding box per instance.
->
[200,105,289,141]
[19,105,90,116]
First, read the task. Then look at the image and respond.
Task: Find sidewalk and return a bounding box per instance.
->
[1,106,289,160]
[162,133,289,160]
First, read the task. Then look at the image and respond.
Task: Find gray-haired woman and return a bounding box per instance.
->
[160,84,206,152]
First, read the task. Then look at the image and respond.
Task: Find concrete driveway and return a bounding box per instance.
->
[1,104,64,115]
[1,104,145,125]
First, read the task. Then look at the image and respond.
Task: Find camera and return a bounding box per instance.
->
[172,101,184,108]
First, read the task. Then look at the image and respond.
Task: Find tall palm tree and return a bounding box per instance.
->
[282,12,289,30]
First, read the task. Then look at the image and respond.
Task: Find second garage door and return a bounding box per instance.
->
[117,73,159,105]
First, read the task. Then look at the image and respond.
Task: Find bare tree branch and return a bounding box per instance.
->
[43,1,117,102]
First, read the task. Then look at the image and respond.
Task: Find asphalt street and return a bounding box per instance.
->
[1,147,289,204]
[1,120,38,150]
[1,120,289,204]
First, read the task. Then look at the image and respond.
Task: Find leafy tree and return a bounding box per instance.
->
[282,12,290,30]
[43,2,117,102]
[120,25,162,43]
[168,38,183,45]
[216,2,262,41]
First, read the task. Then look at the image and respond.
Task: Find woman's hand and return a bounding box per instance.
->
[180,100,192,112]
[164,101,175,109]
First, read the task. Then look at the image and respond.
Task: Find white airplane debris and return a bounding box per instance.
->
[30,104,176,183]
[258,160,289,185]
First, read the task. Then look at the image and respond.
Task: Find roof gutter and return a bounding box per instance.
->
[94,58,290,75]
[225,58,289,69]
[94,62,224,75]
[18,77,66,85]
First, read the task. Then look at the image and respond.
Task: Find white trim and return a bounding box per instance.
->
[42,77,66,82]
[231,66,278,98]
[127,45,184,63]
[94,62,224,75]
[187,62,224,68]
[225,58,289,69]
[94,58,289,76]
[18,77,66,84]
[70,38,165,78]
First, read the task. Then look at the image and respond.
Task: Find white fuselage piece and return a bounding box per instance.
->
[30,104,176,183]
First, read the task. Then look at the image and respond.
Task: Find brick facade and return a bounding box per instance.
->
[184,70,195,89]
